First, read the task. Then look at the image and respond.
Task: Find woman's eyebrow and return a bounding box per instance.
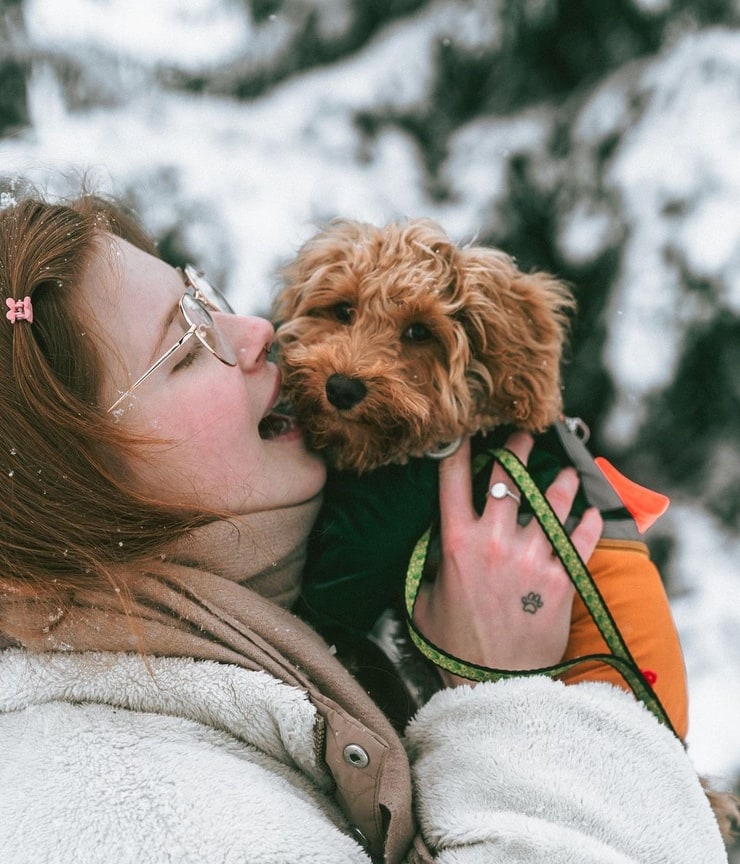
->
[147,299,182,366]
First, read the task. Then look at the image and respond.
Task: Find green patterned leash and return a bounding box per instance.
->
[404,446,675,734]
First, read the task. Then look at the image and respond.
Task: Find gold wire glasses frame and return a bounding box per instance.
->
[106,265,237,414]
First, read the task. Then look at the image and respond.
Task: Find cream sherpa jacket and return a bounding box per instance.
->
[0,649,727,863]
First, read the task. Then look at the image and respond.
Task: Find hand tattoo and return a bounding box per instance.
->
[521,592,544,614]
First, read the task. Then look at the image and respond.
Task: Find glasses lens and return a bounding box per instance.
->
[180,293,237,365]
[183,264,235,314]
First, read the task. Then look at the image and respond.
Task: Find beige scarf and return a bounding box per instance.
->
[0,495,426,864]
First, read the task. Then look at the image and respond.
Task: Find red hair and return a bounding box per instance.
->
[0,188,209,620]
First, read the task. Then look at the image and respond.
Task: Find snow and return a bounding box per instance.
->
[601,29,740,442]
[1,0,738,785]
[671,504,740,779]
[24,0,251,66]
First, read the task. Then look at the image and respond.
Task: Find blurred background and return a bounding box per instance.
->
[1,0,738,834]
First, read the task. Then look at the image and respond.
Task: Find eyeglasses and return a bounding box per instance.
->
[107,265,237,414]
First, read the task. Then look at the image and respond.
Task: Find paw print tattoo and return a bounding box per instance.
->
[521,591,544,614]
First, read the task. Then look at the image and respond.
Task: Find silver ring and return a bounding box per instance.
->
[489,481,521,505]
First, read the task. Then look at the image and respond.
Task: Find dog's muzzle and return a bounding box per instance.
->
[325,373,368,410]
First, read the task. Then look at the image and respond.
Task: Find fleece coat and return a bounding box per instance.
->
[0,648,727,864]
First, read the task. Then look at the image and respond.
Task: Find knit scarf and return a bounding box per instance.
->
[0,495,421,864]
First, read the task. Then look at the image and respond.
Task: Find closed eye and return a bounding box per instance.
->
[173,339,206,371]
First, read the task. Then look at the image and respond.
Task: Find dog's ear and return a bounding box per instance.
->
[453,246,575,431]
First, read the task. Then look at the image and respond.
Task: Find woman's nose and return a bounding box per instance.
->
[222,315,275,370]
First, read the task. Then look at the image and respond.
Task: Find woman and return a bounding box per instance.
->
[0,189,731,863]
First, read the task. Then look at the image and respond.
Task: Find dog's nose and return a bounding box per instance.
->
[325,373,367,410]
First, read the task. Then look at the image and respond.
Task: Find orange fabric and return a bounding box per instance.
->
[559,540,688,740]
[594,457,670,533]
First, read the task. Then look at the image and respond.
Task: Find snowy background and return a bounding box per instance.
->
[1,0,738,831]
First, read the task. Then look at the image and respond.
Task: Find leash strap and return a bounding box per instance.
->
[404,446,675,733]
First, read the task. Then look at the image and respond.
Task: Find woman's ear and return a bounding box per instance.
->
[454,246,576,431]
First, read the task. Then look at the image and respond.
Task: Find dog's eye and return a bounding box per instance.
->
[403,322,433,342]
[332,302,354,324]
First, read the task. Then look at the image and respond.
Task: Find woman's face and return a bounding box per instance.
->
[79,235,326,514]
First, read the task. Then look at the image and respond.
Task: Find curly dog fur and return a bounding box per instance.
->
[274,218,575,472]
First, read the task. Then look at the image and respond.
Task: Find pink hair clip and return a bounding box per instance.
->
[5,297,33,324]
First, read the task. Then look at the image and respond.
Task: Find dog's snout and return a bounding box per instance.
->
[325,374,367,410]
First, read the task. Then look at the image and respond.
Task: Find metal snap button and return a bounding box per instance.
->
[343,743,370,768]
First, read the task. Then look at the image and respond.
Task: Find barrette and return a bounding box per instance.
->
[5,297,33,324]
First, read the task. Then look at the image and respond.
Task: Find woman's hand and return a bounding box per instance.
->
[412,432,604,688]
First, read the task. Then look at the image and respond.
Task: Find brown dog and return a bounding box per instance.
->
[273,222,740,846]
[273,218,575,472]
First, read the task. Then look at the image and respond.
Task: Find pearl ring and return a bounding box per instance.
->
[489,481,521,505]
